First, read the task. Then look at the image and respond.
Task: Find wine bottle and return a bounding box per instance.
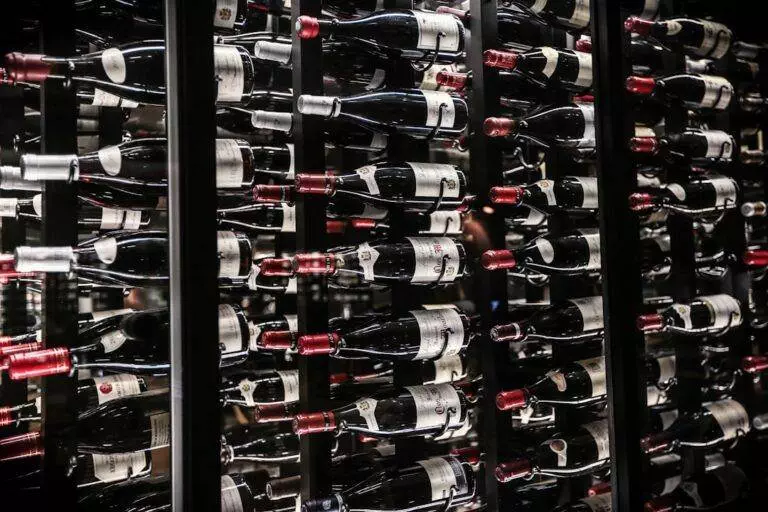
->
[483,47,592,92]
[301,456,475,512]
[295,10,465,62]
[484,104,595,152]
[496,420,611,482]
[630,176,738,217]
[641,399,750,453]
[482,229,601,275]
[637,294,742,334]
[294,383,468,437]
[625,17,732,60]
[491,296,603,343]
[490,177,598,212]
[349,211,465,237]
[0,195,150,231]
[217,203,296,233]
[511,0,595,30]
[297,307,474,362]
[220,369,299,407]
[644,465,747,512]
[295,162,468,211]
[221,424,300,464]
[626,74,733,111]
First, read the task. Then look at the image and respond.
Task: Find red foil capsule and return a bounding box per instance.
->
[295,174,335,195]
[8,347,72,380]
[0,432,42,462]
[490,322,523,343]
[435,71,469,90]
[296,16,320,39]
[350,218,377,230]
[4,53,52,83]
[573,94,595,103]
[494,459,533,482]
[258,258,294,277]
[575,38,592,53]
[357,434,378,444]
[489,186,524,205]
[628,192,654,212]
[495,389,528,411]
[626,76,657,95]
[329,372,351,385]
[0,341,42,360]
[293,253,337,275]
[325,220,347,234]
[588,482,612,497]
[637,313,664,332]
[298,333,340,356]
[743,249,768,267]
[254,403,297,423]
[483,49,519,70]
[481,250,516,271]
[624,16,654,35]
[450,447,481,466]
[253,185,294,203]
[629,136,659,154]
[260,330,296,350]
[742,355,768,374]
[483,117,516,137]
[0,407,12,428]
[293,411,337,435]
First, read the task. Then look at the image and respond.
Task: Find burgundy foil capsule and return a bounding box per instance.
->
[483,49,519,70]
[0,407,12,428]
[450,447,481,466]
[253,185,294,203]
[573,94,595,103]
[626,76,657,95]
[481,250,516,271]
[743,249,768,267]
[258,258,294,277]
[742,355,768,374]
[483,117,516,137]
[643,496,676,512]
[296,15,320,39]
[297,333,340,356]
[639,434,669,454]
[575,38,592,52]
[254,403,297,423]
[260,330,296,350]
[0,432,42,462]
[293,411,337,435]
[495,459,533,483]
[436,71,469,90]
[624,16,654,35]
[0,341,42,359]
[295,174,335,195]
[326,220,347,234]
[357,434,378,443]
[489,186,524,205]
[490,322,523,343]
[629,192,654,212]
[629,136,659,154]
[350,218,377,230]
[4,53,52,83]
[495,389,528,411]
[637,313,664,332]
[8,347,72,380]
[588,482,612,497]
[293,253,337,275]
[329,372,351,385]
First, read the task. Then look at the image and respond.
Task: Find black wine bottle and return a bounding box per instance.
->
[629,176,738,216]
[491,296,603,343]
[217,203,296,233]
[484,47,592,92]
[490,177,598,212]
[626,74,733,111]
[644,465,747,512]
[625,17,732,60]
[221,424,300,464]
[484,104,595,152]
[0,195,150,231]
[220,369,299,407]
[630,129,735,163]
[637,294,742,335]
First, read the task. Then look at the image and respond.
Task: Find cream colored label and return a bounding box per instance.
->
[101,48,127,84]
[214,45,246,102]
[93,374,142,405]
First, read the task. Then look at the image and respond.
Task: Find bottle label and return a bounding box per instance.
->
[708,176,736,206]
[412,11,461,52]
[221,475,245,512]
[641,0,659,19]
[215,139,245,189]
[576,104,596,148]
[577,357,606,396]
[356,242,380,281]
[529,0,548,12]
[523,207,547,226]
[90,308,133,322]
[705,399,750,440]
[535,180,557,205]
[94,236,118,264]
[217,231,243,278]
[704,132,734,160]
[406,237,461,283]
[547,370,567,392]
[680,481,705,507]
[92,451,147,483]
[572,176,598,208]
[539,47,560,78]
[699,294,741,329]
[218,304,243,353]
[427,211,462,235]
[422,91,456,129]
[695,20,731,59]
[420,63,456,91]
[578,228,601,270]
[281,205,296,232]
[407,162,461,199]
[646,385,667,407]
[122,210,142,230]
[370,132,388,150]
[662,473,683,495]
[214,0,239,29]
[277,370,300,402]
[366,68,387,91]
[657,355,676,384]
[101,48,127,84]
[699,75,733,110]
[574,50,593,87]
[100,329,128,354]
[659,409,678,430]
[431,354,464,384]
[411,308,465,360]
[534,237,555,263]
[568,0,590,28]
[665,183,686,201]
[93,374,142,405]
[98,145,123,176]
[654,235,671,253]
[582,420,610,460]
[99,208,125,229]
[355,165,381,195]
[286,144,295,179]
[284,314,299,332]
[569,296,603,332]
[406,383,463,431]
[150,412,171,448]
[580,493,612,512]
[92,88,139,108]
[671,304,693,329]
[214,45,246,102]
[355,397,380,431]
[238,378,258,406]
[417,457,467,501]
[32,194,42,216]
[0,198,18,217]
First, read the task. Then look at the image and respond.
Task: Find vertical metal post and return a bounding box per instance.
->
[164,0,221,510]
[590,1,646,511]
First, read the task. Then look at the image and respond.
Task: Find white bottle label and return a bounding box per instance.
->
[426,211,462,235]
[699,75,733,110]
[657,355,676,384]
[568,0,590,28]
[580,493,612,512]
[577,357,606,396]
[578,228,601,270]
[355,165,380,195]
[92,88,139,108]
[101,48,127,84]
[214,0,239,29]
[704,132,734,160]
[539,47,560,78]
[582,420,610,460]
[704,399,750,441]
[573,176,599,209]
[696,20,731,59]
[356,242,380,282]
[530,0,548,12]
[647,385,667,407]
[214,45,246,102]
[216,139,245,189]
[422,91,456,128]
[92,451,147,483]
[98,145,122,176]
[285,144,295,179]
[277,370,300,402]
[709,176,737,206]
[406,383,462,431]
[355,397,380,431]
[666,183,687,201]
[90,308,133,321]
[411,308,465,360]
[221,475,245,512]
[281,205,296,232]
[407,162,461,199]
[217,231,243,278]
[149,412,171,448]
[99,208,125,230]
[412,11,461,52]
[417,457,462,501]
[284,314,299,332]
[671,303,693,329]
[641,0,659,19]
[699,294,741,329]
[122,210,142,230]
[366,68,387,91]
[100,330,128,354]
[574,50,593,87]
[680,481,705,508]
[238,378,258,406]
[93,374,142,405]
[535,237,555,263]
[370,132,388,149]
[569,296,604,332]
[0,198,18,217]
[32,195,42,216]
[536,180,557,205]
[659,409,679,430]
[94,236,118,264]
[406,237,461,283]
[431,354,464,384]
[577,104,596,148]
[218,304,243,353]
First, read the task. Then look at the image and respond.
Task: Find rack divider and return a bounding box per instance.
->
[164,0,221,509]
